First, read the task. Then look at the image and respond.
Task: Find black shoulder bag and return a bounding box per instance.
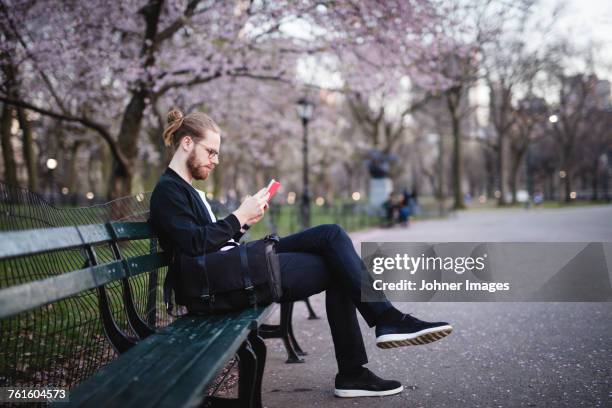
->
[176,235,282,314]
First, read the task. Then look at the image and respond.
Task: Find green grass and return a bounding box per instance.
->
[460,199,612,211]
[246,204,382,240]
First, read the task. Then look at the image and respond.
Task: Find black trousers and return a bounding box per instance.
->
[276,224,392,372]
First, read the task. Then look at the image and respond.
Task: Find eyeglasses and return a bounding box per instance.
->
[195,142,220,160]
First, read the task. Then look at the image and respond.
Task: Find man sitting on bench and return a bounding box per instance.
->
[149,108,453,398]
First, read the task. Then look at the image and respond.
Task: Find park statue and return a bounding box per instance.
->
[367,149,397,179]
[365,149,397,209]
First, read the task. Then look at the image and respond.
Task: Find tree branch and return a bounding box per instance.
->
[154,70,223,96]
[0,95,128,170]
[0,2,69,114]
[154,0,204,47]
[154,69,291,97]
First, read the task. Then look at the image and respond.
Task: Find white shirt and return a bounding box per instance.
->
[195,188,238,251]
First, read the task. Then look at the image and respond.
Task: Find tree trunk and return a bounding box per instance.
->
[16,107,37,192]
[1,104,18,187]
[108,0,164,200]
[108,90,146,199]
[563,173,572,202]
[509,150,525,205]
[509,169,517,205]
[437,133,445,215]
[591,162,599,201]
[66,141,82,204]
[603,160,610,202]
[497,133,506,206]
[548,172,555,201]
[447,91,465,210]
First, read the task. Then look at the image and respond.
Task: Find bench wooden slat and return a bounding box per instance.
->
[108,222,156,240]
[125,252,169,277]
[61,318,213,401]
[154,307,274,408]
[126,314,256,406]
[0,225,112,259]
[66,319,216,406]
[67,306,273,407]
[0,261,122,319]
[83,317,235,407]
[0,223,157,261]
[0,253,169,319]
[0,227,86,259]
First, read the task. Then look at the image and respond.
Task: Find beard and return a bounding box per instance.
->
[186,150,210,180]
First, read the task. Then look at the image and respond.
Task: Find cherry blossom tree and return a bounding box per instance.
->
[0,0,312,198]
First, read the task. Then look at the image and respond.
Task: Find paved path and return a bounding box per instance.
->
[352,205,612,243]
[261,205,612,408]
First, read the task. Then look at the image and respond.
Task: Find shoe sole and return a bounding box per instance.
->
[334,385,404,398]
[376,325,453,349]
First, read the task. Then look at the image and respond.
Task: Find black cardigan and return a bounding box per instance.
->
[149,167,244,256]
[149,167,244,310]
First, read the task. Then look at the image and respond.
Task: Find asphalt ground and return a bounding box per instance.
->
[261,205,612,407]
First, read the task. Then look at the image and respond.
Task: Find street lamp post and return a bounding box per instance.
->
[46,158,58,205]
[296,97,314,230]
[525,141,533,206]
[549,113,566,201]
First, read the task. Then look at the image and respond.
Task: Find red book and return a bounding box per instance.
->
[266,179,281,201]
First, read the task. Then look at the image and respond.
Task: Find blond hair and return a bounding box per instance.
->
[162,108,221,148]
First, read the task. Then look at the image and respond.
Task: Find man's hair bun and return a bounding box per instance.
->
[167,108,183,124]
[163,108,185,146]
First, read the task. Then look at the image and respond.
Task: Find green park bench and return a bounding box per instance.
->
[0,221,274,407]
[0,183,319,405]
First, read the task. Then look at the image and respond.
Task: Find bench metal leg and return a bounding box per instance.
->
[303,297,320,319]
[237,340,258,408]
[259,302,305,364]
[285,302,307,357]
[248,332,266,408]
[203,339,259,408]
[97,286,138,354]
[82,249,137,354]
[108,233,156,339]
[121,278,156,338]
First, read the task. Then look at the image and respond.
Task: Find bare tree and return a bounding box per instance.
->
[508,96,548,203]
[550,73,603,202]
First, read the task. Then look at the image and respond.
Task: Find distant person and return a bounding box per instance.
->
[411,188,420,216]
[399,189,412,227]
[533,190,544,207]
[382,192,398,227]
[149,108,453,399]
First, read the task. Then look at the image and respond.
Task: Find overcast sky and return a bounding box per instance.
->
[543,0,612,72]
[557,0,612,46]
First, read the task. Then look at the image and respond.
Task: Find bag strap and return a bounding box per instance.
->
[198,255,214,306]
[239,245,257,306]
[163,248,176,316]
[163,269,175,316]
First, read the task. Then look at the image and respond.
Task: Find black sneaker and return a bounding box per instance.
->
[376,313,453,349]
[334,368,403,398]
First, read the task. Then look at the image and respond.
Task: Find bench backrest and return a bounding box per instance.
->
[0,184,236,390]
[0,220,171,389]
[0,222,166,318]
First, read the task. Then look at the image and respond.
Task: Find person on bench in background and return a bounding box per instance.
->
[149,108,453,398]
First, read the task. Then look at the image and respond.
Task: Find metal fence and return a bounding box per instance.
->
[0,184,169,389]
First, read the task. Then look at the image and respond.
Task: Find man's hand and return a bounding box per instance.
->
[245,201,268,226]
[232,188,269,226]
